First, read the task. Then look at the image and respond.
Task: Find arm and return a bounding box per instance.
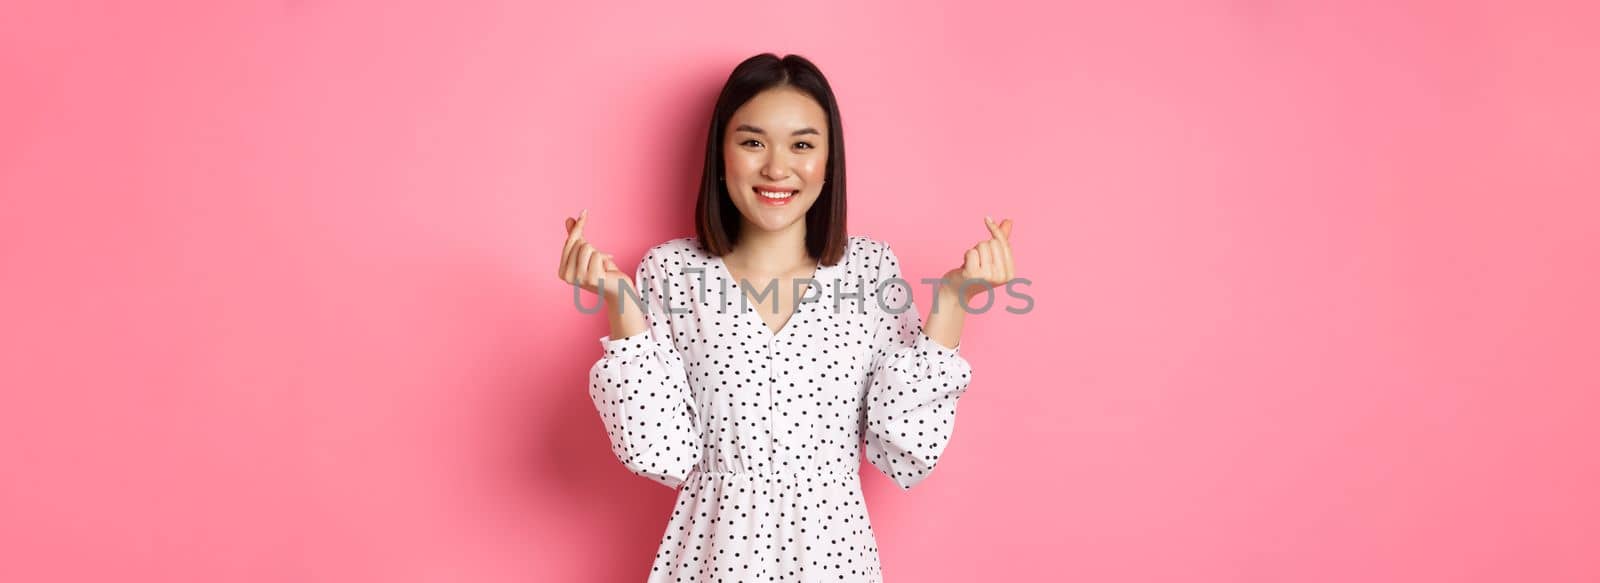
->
[922,276,971,350]
[861,242,975,491]
[587,249,703,488]
[925,215,1015,349]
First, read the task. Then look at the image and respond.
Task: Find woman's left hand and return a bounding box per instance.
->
[940,216,1015,302]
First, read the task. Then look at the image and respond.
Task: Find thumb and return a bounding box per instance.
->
[999,218,1013,239]
[565,217,576,233]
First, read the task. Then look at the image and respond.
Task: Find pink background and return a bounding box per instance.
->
[2,1,1597,581]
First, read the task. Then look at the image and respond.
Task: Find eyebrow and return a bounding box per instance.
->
[734,124,821,137]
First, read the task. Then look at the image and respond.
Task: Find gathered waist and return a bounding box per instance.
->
[690,467,859,480]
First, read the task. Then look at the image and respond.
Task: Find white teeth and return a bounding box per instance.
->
[756,189,795,199]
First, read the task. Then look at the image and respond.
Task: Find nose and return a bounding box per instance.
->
[761,151,790,180]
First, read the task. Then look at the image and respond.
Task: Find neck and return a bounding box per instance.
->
[725,220,813,276]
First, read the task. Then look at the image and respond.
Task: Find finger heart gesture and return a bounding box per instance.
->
[557,209,632,299]
[943,216,1016,301]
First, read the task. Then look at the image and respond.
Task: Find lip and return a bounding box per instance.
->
[751,185,799,206]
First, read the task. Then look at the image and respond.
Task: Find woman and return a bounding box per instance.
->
[556,53,1016,581]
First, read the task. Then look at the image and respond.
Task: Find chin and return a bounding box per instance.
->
[747,216,802,233]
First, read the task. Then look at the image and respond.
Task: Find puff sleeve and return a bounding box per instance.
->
[587,248,703,489]
[861,242,975,491]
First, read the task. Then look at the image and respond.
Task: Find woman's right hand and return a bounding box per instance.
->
[558,210,633,299]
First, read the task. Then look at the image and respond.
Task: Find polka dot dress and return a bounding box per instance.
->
[588,235,974,582]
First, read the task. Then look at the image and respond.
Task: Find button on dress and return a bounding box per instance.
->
[588,235,974,582]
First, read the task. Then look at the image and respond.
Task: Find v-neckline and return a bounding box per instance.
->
[711,251,825,340]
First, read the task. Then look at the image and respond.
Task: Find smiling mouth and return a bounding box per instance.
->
[753,187,798,200]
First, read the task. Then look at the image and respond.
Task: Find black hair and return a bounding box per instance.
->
[694,53,848,265]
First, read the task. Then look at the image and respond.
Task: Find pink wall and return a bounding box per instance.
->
[2,1,1597,581]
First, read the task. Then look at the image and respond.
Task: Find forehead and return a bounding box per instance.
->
[728,88,827,131]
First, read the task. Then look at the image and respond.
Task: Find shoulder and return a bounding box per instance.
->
[643,237,700,259]
[845,234,897,271]
[639,237,709,273]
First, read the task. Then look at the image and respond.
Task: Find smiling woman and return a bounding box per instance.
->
[695,54,849,265]
[559,52,1015,583]
[725,108,825,211]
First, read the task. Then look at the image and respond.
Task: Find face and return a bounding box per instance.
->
[722,87,830,234]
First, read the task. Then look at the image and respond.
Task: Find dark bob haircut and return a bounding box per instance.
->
[694,53,849,266]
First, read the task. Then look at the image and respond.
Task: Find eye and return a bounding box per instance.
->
[740,139,764,148]
[794,141,814,150]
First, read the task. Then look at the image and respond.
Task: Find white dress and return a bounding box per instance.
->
[587,235,974,582]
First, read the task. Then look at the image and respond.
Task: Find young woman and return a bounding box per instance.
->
[556,53,1016,582]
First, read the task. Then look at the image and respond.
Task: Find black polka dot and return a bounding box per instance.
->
[588,235,973,581]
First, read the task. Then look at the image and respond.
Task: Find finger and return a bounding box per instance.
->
[557,234,576,281]
[984,214,1012,251]
[984,215,1006,242]
[1000,244,1014,283]
[563,210,588,260]
[566,217,585,277]
[576,244,596,286]
[980,241,999,281]
[997,219,1014,281]
[985,238,998,280]
[562,238,586,283]
[560,218,579,268]
[979,214,1004,269]
[559,234,579,280]
[563,213,583,244]
[961,248,982,291]
[587,251,609,292]
[985,216,1013,280]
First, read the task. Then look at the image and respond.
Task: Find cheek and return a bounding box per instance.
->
[725,150,760,176]
[799,157,827,181]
